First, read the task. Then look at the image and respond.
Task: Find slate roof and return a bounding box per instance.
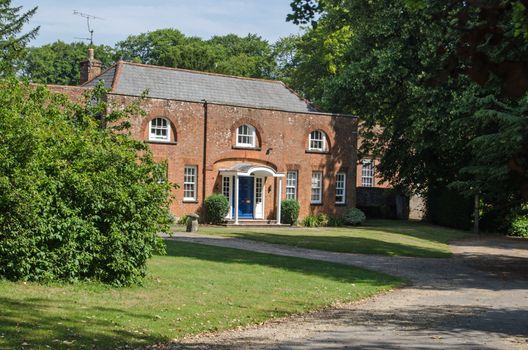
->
[84,62,318,113]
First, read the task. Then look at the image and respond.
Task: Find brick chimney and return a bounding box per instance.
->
[79,48,102,85]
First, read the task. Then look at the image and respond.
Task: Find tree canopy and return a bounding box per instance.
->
[0,80,172,285]
[22,41,114,85]
[286,0,528,217]
[22,29,280,84]
[0,0,38,76]
[116,30,276,78]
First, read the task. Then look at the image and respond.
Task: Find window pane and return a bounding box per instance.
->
[149,118,170,141]
[237,124,255,147]
[222,176,230,203]
[309,130,325,151]
[311,171,322,203]
[255,178,263,204]
[336,172,346,204]
[286,171,297,200]
[183,166,197,200]
[361,161,374,187]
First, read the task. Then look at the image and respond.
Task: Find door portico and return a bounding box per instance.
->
[220,164,285,224]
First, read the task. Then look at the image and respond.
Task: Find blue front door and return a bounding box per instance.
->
[238,177,254,218]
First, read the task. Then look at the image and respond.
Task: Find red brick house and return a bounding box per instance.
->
[54,50,358,224]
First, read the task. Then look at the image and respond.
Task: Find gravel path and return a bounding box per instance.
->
[160,232,528,350]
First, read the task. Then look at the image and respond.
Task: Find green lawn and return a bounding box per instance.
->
[0,241,400,350]
[194,220,472,258]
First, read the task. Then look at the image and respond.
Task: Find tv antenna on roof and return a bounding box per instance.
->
[73,10,104,45]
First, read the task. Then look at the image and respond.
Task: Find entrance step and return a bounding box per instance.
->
[224,219,290,227]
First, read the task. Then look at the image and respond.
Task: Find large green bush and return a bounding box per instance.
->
[343,208,366,225]
[204,194,229,224]
[281,199,300,225]
[510,217,528,237]
[508,204,528,237]
[0,80,172,285]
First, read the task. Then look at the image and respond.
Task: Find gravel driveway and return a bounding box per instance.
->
[161,232,528,350]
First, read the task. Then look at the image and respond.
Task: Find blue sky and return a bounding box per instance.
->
[15,0,302,47]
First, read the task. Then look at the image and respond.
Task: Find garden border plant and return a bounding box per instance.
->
[0,80,174,286]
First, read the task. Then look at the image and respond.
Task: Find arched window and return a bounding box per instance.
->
[149,117,171,142]
[308,130,327,151]
[236,124,257,147]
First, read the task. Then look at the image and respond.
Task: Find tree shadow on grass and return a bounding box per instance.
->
[196,230,452,257]
[163,241,402,287]
[0,296,167,350]
[357,219,474,243]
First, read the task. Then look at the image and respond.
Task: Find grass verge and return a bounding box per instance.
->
[194,219,472,258]
[0,241,401,350]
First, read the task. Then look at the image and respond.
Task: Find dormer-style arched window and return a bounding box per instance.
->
[308,130,328,152]
[236,124,257,148]
[149,117,171,142]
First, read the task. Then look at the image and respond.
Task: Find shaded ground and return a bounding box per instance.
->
[162,233,528,349]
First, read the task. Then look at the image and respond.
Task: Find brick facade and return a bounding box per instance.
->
[48,55,359,222]
[115,94,358,219]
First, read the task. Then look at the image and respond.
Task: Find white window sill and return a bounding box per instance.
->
[183,198,198,203]
[147,140,177,145]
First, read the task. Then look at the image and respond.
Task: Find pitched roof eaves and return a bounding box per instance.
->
[278,80,319,112]
[119,61,285,85]
[107,91,356,118]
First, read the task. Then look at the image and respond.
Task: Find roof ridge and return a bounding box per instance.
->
[120,61,284,85]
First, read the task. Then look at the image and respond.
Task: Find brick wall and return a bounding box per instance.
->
[112,94,358,219]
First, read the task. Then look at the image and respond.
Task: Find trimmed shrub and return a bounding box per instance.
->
[343,208,366,225]
[508,204,528,237]
[281,199,300,225]
[204,194,229,224]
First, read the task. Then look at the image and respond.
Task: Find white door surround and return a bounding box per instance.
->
[220,163,285,224]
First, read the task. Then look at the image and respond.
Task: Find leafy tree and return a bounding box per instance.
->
[270,35,301,83]
[0,0,38,76]
[116,29,276,78]
[115,28,186,64]
[158,39,226,72]
[0,79,173,285]
[22,41,114,85]
[208,34,275,77]
[287,0,528,216]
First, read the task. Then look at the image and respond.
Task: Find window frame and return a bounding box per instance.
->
[236,124,257,148]
[361,160,374,187]
[311,171,323,204]
[286,171,298,200]
[222,176,232,218]
[308,130,327,152]
[335,172,346,204]
[148,117,171,142]
[183,165,198,201]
